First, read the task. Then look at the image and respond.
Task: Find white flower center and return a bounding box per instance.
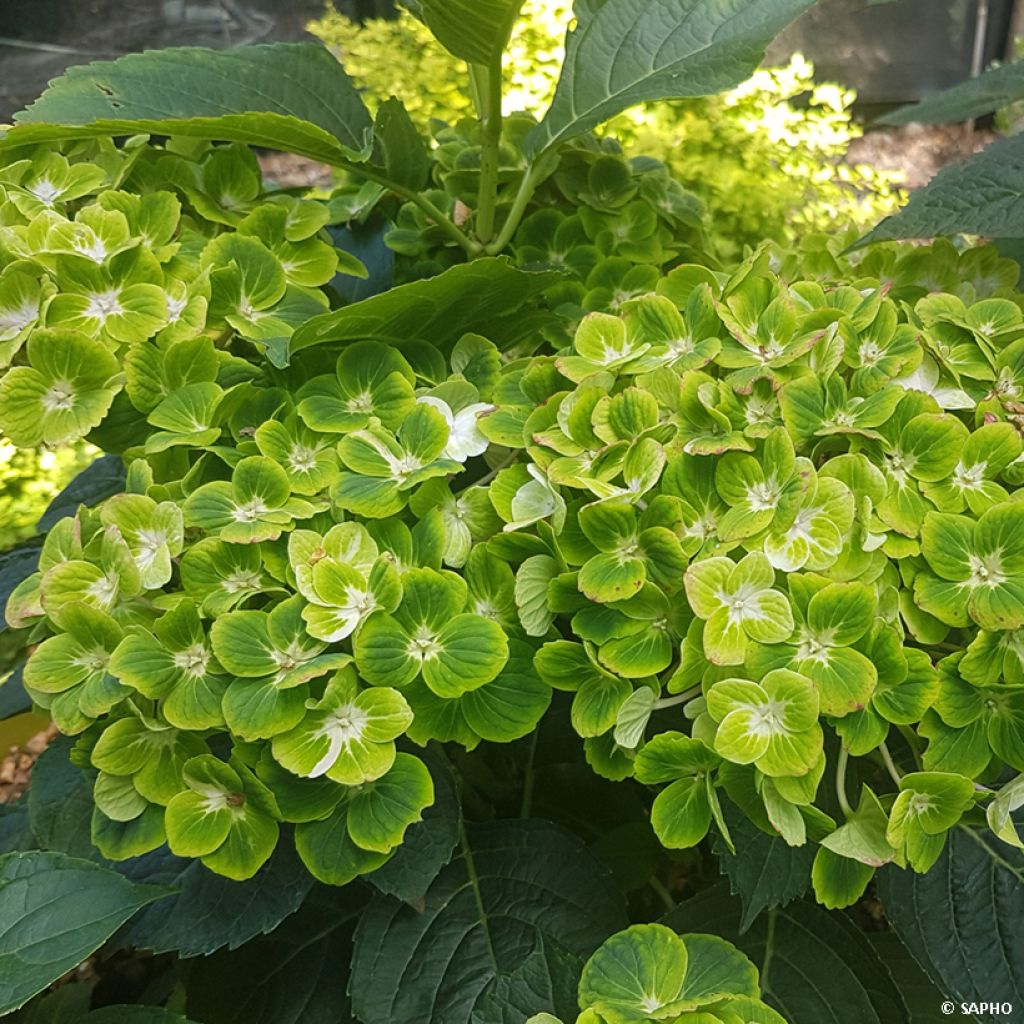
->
[749,700,789,737]
[42,380,75,412]
[859,341,882,366]
[288,443,319,474]
[86,289,123,321]
[391,453,422,482]
[86,572,119,607]
[173,643,210,677]
[968,552,1006,588]
[0,301,39,333]
[166,294,188,323]
[222,569,261,593]
[28,178,61,205]
[346,391,375,414]
[74,647,110,673]
[406,624,443,661]
[232,498,269,523]
[953,462,986,490]
[75,236,108,263]
[747,480,780,511]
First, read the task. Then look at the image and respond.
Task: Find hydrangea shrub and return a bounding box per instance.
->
[0,2,1022,1021]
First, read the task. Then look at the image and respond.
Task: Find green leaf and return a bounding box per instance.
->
[291,258,558,353]
[372,97,431,192]
[526,0,815,157]
[878,825,1024,1023]
[19,738,313,958]
[713,802,814,932]
[349,820,627,1024]
[184,885,365,1024]
[0,664,30,723]
[578,923,760,1023]
[858,134,1024,245]
[4,43,373,166]
[117,839,314,958]
[367,748,461,903]
[420,0,525,65]
[346,752,435,854]
[666,885,907,1024]
[27,738,98,861]
[0,851,166,1014]
[880,60,1024,126]
[82,1010,201,1024]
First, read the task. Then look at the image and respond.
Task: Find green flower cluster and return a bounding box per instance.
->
[3,128,1024,910]
[531,923,789,1024]
[0,138,352,450]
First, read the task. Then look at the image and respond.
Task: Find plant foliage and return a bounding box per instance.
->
[308,0,902,258]
[0,1,1022,1022]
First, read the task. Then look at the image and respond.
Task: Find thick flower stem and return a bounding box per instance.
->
[473,60,505,246]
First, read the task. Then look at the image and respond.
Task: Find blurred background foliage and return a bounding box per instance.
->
[0,441,95,551]
[309,0,905,259]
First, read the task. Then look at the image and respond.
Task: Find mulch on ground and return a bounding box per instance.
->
[0,724,57,805]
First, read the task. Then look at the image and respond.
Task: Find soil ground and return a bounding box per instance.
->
[0,723,56,804]
[847,121,997,190]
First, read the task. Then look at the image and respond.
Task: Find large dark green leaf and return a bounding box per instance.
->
[0,664,31,722]
[857,134,1024,245]
[290,259,560,353]
[325,220,394,305]
[116,839,314,958]
[526,0,816,157]
[36,455,125,532]
[868,932,947,1024]
[185,886,365,1024]
[878,825,1024,1024]
[665,885,908,1024]
[2,43,373,167]
[84,1010,200,1023]
[367,747,461,904]
[27,737,97,861]
[0,804,34,856]
[880,61,1024,126]
[350,819,628,1024]
[713,803,815,932]
[0,851,166,1014]
[419,0,525,65]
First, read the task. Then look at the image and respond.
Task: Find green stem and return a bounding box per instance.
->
[345,161,482,257]
[459,824,499,972]
[460,449,518,490]
[895,724,925,771]
[878,741,903,786]
[485,163,540,255]
[520,726,540,818]
[760,908,778,995]
[835,747,853,818]
[473,59,504,245]
[652,684,702,710]
[648,876,675,912]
